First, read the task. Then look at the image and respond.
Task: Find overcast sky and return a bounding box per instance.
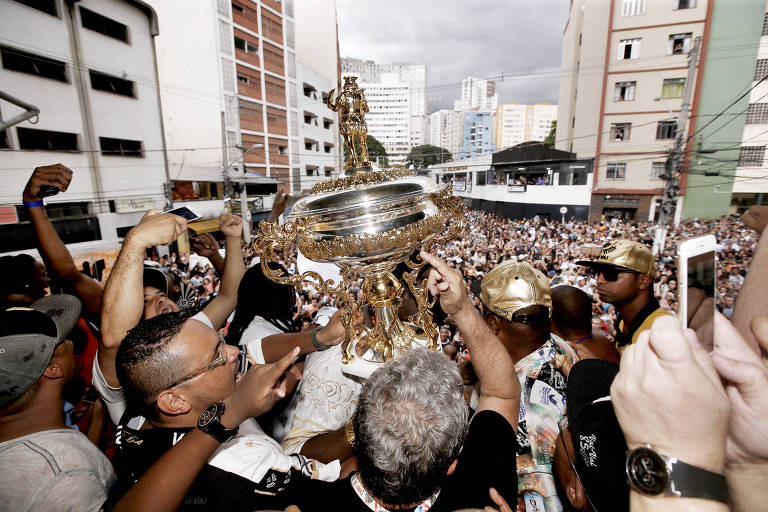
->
[335,0,570,112]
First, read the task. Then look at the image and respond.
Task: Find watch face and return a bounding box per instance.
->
[626,447,669,495]
[198,403,220,428]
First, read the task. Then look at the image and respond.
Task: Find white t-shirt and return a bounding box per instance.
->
[239,315,283,366]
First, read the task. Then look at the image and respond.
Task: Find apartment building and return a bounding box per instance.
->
[557,0,710,221]
[0,0,167,253]
[341,57,426,161]
[457,110,496,160]
[429,109,463,157]
[495,102,558,150]
[297,63,337,188]
[454,76,498,111]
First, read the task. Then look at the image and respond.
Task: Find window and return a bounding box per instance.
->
[0,127,9,149]
[660,78,684,99]
[79,7,128,43]
[674,0,696,8]
[17,127,78,151]
[747,103,768,124]
[323,118,333,129]
[610,123,631,141]
[304,141,312,150]
[656,121,677,139]
[278,145,288,155]
[651,162,666,180]
[89,70,135,97]
[305,166,317,176]
[234,36,245,51]
[606,163,626,180]
[621,0,646,16]
[324,143,332,153]
[618,38,641,60]
[247,42,259,53]
[739,146,765,167]
[324,167,333,177]
[237,74,248,83]
[231,2,243,13]
[613,81,636,101]
[755,59,768,81]
[99,137,143,157]
[14,0,57,16]
[763,13,768,37]
[0,46,67,82]
[669,33,692,55]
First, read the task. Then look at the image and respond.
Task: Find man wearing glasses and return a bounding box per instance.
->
[478,260,576,512]
[577,239,669,353]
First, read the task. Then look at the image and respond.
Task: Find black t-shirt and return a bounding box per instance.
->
[286,409,518,512]
[114,414,316,510]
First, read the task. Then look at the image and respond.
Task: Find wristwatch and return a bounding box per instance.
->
[197,401,239,443]
[625,445,728,503]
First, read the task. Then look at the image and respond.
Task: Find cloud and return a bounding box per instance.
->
[336,0,569,111]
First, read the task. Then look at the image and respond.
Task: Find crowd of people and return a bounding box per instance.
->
[1,163,767,512]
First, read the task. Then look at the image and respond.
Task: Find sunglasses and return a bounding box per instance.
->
[590,267,637,282]
[165,333,228,390]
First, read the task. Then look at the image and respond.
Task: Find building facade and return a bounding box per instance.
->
[557,0,710,221]
[682,0,767,217]
[457,110,496,160]
[296,62,338,189]
[0,0,167,253]
[429,109,463,157]
[495,102,558,150]
[341,57,426,162]
[429,145,594,221]
[454,76,498,111]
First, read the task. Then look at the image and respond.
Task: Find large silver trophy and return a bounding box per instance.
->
[257,76,463,378]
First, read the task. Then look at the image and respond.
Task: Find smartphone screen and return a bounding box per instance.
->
[684,250,715,352]
[165,206,200,222]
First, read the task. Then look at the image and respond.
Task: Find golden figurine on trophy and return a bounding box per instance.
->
[327,76,372,170]
[257,75,464,378]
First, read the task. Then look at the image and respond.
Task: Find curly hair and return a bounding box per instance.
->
[116,311,189,419]
[354,349,469,506]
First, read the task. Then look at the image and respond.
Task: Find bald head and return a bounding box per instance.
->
[551,286,592,336]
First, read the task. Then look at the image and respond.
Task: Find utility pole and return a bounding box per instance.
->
[653,36,700,256]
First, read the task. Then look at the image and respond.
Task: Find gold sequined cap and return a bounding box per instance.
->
[576,239,657,278]
[480,261,552,321]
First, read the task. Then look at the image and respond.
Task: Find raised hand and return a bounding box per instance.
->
[23,164,73,201]
[219,213,243,239]
[128,211,188,248]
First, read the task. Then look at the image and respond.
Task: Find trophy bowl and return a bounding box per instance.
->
[256,77,463,378]
[257,168,463,378]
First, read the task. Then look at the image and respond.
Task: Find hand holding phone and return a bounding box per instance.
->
[678,235,716,351]
[23,164,73,202]
[164,206,200,222]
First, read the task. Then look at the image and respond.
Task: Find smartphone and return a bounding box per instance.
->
[38,185,60,198]
[678,235,716,351]
[164,206,200,222]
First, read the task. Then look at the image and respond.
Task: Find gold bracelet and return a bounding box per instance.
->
[344,418,355,448]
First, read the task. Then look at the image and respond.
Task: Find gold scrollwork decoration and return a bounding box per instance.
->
[296,214,445,262]
[309,168,413,195]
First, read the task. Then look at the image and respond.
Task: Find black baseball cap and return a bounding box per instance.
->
[566,359,629,512]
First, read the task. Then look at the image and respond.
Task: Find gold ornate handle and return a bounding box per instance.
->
[430,186,465,250]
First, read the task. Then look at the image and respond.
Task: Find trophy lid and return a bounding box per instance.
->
[288,169,440,219]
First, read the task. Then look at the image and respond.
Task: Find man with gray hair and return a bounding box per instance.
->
[285,250,520,511]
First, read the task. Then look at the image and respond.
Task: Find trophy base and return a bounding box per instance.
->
[341,319,433,379]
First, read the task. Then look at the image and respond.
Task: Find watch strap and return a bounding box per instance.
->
[311,327,332,351]
[668,458,729,504]
[198,401,239,443]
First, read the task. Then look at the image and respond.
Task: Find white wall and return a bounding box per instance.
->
[296,62,337,187]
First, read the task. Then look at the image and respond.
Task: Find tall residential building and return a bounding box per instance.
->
[341,57,427,160]
[296,63,338,188]
[457,110,497,160]
[360,73,410,163]
[294,0,342,174]
[557,0,710,221]
[232,0,296,196]
[429,109,463,157]
[0,0,167,253]
[496,102,558,150]
[454,76,497,111]
[681,0,766,218]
